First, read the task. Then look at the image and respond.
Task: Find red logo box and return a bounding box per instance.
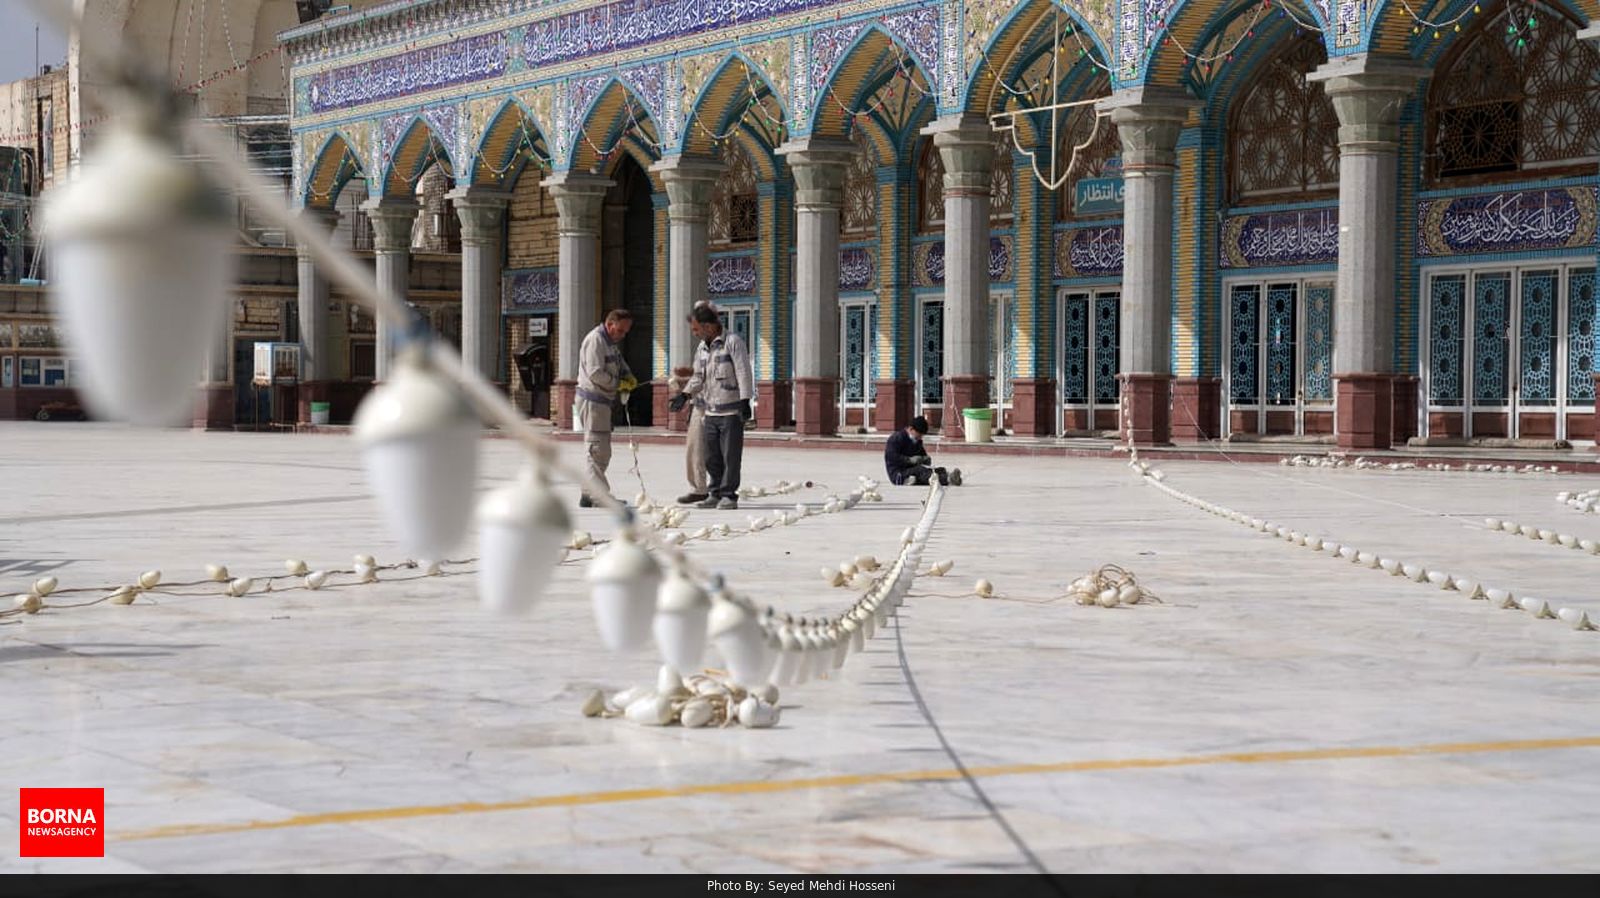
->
[19,788,105,858]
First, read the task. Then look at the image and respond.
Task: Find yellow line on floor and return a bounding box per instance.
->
[114,734,1600,843]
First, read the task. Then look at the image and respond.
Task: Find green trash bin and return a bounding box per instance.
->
[309,401,331,426]
[961,407,994,443]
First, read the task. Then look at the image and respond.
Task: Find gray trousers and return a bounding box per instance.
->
[703,413,744,500]
[577,397,613,497]
[685,405,707,493]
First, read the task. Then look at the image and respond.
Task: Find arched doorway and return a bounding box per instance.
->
[601,155,656,426]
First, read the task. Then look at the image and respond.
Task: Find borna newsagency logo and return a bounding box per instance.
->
[19,788,105,858]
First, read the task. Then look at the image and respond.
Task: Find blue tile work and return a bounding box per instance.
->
[1472,272,1511,405]
[1417,187,1600,258]
[1093,293,1120,404]
[1570,269,1599,404]
[1304,284,1333,401]
[1519,270,1558,405]
[1229,283,1260,404]
[1264,283,1296,405]
[1063,295,1089,403]
[1428,274,1465,406]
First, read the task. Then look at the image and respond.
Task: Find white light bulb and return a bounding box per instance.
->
[653,569,710,672]
[353,354,480,560]
[586,532,662,652]
[477,466,571,617]
[43,122,235,426]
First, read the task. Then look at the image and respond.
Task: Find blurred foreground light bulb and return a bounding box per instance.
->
[43,116,235,426]
[586,529,662,652]
[708,592,773,687]
[353,349,479,560]
[476,464,571,616]
[653,567,711,672]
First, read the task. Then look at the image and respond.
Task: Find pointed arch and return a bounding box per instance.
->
[808,24,935,140]
[380,116,454,199]
[1138,0,1330,90]
[1367,0,1590,56]
[469,97,552,190]
[964,0,1114,117]
[303,131,366,210]
[571,78,663,174]
[681,52,790,159]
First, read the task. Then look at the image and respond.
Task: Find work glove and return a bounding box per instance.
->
[618,375,639,395]
[740,399,753,422]
[669,392,690,412]
[910,455,930,466]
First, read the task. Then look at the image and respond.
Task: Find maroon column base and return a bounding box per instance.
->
[1335,373,1394,450]
[1171,377,1221,441]
[193,384,234,431]
[942,375,990,441]
[794,378,838,436]
[554,380,577,431]
[1009,379,1057,437]
[757,380,792,430]
[296,381,332,424]
[661,366,694,432]
[1391,375,1419,445]
[1119,374,1172,446]
[873,380,917,433]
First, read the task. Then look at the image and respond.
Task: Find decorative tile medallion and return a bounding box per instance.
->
[1054,226,1124,278]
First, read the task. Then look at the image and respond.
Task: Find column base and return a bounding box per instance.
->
[793,377,838,436]
[1119,374,1172,446]
[757,381,792,430]
[661,367,694,432]
[872,380,917,433]
[1391,375,1419,444]
[1335,373,1394,450]
[193,384,234,431]
[1009,379,1057,437]
[942,375,990,441]
[1171,377,1221,441]
[554,380,577,432]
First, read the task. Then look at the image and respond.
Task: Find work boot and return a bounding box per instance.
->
[695,495,721,509]
[934,466,950,487]
[579,494,596,508]
[717,496,739,510]
[677,492,708,504]
[949,468,963,487]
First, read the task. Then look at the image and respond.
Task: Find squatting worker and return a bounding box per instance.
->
[884,416,962,487]
[671,301,716,506]
[575,308,638,508]
[670,303,753,509]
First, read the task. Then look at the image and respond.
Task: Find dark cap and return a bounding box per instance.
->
[909,416,929,435]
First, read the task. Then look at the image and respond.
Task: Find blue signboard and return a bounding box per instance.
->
[1074,176,1125,217]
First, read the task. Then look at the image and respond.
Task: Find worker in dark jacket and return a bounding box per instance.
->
[884,416,962,487]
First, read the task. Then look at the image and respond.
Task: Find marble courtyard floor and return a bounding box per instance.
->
[2,423,1597,873]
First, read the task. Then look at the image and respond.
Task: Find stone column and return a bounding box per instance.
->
[544,172,613,431]
[651,156,724,432]
[362,199,420,383]
[923,116,995,440]
[295,207,340,423]
[1099,89,1197,446]
[778,139,853,437]
[874,162,917,433]
[447,188,511,388]
[193,297,235,431]
[1309,57,1425,451]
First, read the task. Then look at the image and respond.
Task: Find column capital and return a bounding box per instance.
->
[777,138,852,211]
[1579,24,1600,43]
[544,171,613,237]
[1308,55,1427,149]
[1097,88,1198,170]
[446,187,511,246]
[294,206,340,259]
[652,156,725,223]
[360,198,420,253]
[923,114,994,194]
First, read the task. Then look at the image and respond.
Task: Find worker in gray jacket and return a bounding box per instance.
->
[670,303,752,509]
[670,301,718,505]
[575,308,637,508]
